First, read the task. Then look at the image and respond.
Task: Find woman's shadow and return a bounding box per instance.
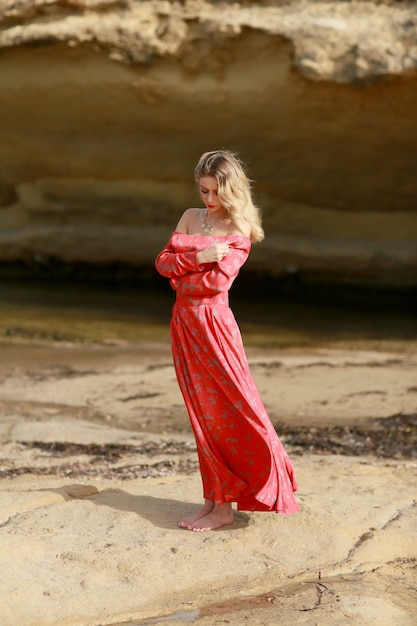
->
[86,488,249,531]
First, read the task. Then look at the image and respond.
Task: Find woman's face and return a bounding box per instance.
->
[199,175,224,213]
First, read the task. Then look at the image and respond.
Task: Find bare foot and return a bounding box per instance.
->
[187,503,234,532]
[178,499,214,528]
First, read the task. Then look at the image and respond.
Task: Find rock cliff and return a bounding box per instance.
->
[1,0,416,286]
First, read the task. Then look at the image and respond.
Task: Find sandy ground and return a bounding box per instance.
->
[0,340,416,626]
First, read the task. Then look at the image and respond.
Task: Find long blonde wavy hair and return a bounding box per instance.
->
[194,150,264,243]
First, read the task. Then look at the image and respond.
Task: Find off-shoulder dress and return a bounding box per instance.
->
[155,232,299,514]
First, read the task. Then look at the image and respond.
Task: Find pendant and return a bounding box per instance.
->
[201,216,215,234]
[201,210,220,234]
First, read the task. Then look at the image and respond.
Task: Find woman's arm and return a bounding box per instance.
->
[171,244,250,295]
[155,240,201,278]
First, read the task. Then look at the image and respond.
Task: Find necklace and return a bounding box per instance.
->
[201,209,227,234]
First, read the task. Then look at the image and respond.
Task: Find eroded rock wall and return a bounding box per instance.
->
[1,1,416,285]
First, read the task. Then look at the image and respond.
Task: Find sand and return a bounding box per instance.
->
[0,340,416,625]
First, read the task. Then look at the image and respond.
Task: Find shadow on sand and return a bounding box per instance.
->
[86,488,250,531]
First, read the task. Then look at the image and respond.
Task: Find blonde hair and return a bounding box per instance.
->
[194,150,264,243]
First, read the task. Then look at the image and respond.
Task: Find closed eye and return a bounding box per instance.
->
[200,188,218,195]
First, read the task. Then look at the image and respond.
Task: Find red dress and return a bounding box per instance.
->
[155,232,299,514]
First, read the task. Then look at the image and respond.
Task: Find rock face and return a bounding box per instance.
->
[1,0,417,286]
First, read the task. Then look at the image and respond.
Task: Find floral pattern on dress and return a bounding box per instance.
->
[155,232,299,514]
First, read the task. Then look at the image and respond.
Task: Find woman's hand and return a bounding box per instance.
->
[197,243,230,265]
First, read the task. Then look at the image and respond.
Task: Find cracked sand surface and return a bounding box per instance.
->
[0,342,416,625]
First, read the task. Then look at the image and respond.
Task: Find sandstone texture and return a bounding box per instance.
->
[1,0,417,285]
[0,340,416,625]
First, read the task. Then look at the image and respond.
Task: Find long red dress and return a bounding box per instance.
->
[155,232,299,514]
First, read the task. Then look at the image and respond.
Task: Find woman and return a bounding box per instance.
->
[155,150,299,532]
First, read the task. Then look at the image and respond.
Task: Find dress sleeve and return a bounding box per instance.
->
[155,239,201,278]
[172,244,250,296]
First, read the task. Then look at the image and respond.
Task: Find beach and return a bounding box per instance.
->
[1,335,416,625]
[1,0,417,622]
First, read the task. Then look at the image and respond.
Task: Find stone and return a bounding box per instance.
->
[61,484,99,499]
[1,1,416,286]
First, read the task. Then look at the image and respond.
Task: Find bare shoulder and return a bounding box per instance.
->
[175,208,203,233]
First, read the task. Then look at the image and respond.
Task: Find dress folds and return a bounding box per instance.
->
[155,232,299,514]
